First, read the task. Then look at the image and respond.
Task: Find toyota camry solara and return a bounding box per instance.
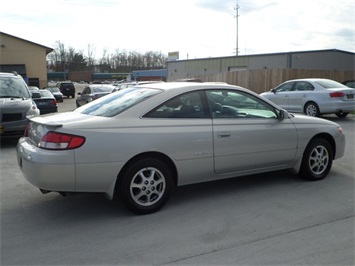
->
[17,82,345,214]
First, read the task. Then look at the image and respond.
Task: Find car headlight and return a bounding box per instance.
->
[26,102,40,118]
[337,126,343,134]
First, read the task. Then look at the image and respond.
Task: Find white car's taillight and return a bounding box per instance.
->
[329,92,345,98]
[39,132,85,150]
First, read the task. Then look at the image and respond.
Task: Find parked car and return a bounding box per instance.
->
[342,80,355,88]
[28,86,39,96]
[45,87,63,102]
[260,78,355,117]
[76,84,116,107]
[58,82,75,98]
[0,72,40,136]
[17,82,345,214]
[32,89,58,115]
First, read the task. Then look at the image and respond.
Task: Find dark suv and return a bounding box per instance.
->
[58,82,75,98]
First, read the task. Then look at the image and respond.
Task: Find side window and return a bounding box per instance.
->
[295,81,314,91]
[207,90,277,119]
[82,87,90,94]
[275,82,294,92]
[144,91,205,118]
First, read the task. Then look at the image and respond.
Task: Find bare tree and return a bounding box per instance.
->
[86,43,96,69]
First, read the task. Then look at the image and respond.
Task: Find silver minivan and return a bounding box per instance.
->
[0,72,40,136]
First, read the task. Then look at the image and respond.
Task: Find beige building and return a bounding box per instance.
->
[0,31,53,89]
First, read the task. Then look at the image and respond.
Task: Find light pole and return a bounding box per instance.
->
[234,1,239,56]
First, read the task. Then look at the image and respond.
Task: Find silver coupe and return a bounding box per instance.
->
[17,82,345,214]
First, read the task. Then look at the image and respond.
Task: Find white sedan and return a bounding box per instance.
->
[260,78,355,117]
[17,82,345,214]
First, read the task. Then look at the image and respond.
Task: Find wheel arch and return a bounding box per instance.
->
[307,133,336,159]
[303,100,320,113]
[115,152,178,192]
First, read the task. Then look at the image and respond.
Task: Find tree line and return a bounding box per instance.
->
[47,41,168,73]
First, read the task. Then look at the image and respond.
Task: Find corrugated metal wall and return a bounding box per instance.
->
[167,49,355,83]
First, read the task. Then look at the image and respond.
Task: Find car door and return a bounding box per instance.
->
[287,81,314,112]
[268,82,295,109]
[207,90,298,175]
[79,87,91,105]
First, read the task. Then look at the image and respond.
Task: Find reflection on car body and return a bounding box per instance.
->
[17,82,345,214]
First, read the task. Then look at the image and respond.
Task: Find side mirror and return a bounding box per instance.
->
[31,92,41,99]
[278,109,288,120]
[78,92,82,95]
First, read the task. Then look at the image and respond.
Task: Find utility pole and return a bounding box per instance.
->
[234,1,239,56]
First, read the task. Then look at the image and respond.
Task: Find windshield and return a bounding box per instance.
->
[74,87,162,117]
[0,77,31,98]
[315,79,348,89]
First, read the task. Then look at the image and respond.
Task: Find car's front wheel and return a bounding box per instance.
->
[300,138,333,181]
[119,158,173,214]
[304,102,320,117]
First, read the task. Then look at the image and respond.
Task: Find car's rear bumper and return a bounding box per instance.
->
[16,137,76,192]
[319,101,355,114]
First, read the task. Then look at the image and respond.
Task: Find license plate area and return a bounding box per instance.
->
[347,94,354,99]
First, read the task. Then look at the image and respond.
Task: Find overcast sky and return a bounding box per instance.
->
[1,0,354,60]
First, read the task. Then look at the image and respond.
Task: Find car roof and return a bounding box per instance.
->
[0,72,23,78]
[133,81,260,99]
[284,78,335,82]
[138,81,237,91]
[88,84,116,87]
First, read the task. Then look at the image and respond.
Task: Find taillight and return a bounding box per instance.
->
[50,99,57,105]
[39,132,85,150]
[329,92,345,97]
[24,123,30,137]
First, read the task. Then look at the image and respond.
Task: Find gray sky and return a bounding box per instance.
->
[1,0,354,60]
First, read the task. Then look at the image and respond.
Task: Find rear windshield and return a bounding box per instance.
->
[315,80,348,89]
[0,77,31,98]
[74,87,162,117]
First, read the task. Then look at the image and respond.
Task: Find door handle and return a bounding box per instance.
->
[218,131,231,137]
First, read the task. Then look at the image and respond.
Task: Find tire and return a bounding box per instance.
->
[335,111,349,118]
[119,158,173,214]
[300,138,333,181]
[304,102,320,117]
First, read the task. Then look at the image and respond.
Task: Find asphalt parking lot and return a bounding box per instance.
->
[1,92,354,265]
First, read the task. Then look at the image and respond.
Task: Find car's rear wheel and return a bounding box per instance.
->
[304,102,320,117]
[300,138,333,181]
[335,111,349,118]
[119,158,173,214]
